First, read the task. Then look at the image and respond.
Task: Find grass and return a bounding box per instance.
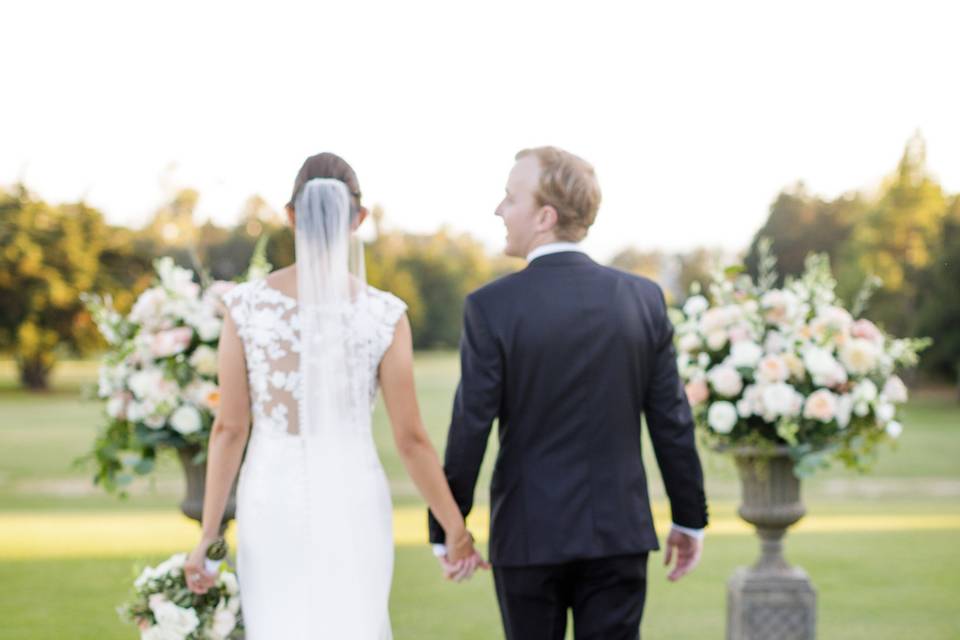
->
[0,356,959,638]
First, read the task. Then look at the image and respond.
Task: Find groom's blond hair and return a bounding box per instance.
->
[516,146,601,242]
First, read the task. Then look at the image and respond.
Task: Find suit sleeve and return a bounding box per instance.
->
[428,294,502,544]
[643,285,709,530]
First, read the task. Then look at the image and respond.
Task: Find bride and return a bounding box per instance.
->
[184,153,485,638]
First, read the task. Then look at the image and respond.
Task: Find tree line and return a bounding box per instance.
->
[2,135,956,391]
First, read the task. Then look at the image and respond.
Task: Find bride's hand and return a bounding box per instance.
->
[184,537,219,595]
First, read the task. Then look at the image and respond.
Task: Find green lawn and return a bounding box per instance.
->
[1,357,959,638]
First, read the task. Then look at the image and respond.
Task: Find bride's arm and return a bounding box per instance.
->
[379,314,476,563]
[186,312,251,592]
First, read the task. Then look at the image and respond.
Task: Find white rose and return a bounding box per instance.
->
[151,600,199,637]
[761,383,803,420]
[840,339,880,376]
[130,288,166,326]
[706,330,728,351]
[756,354,790,384]
[803,347,847,387]
[189,345,219,376]
[852,379,879,404]
[129,368,164,400]
[707,401,738,434]
[707,365,744,398]
[210,608,237,640]
[219,571,239,596]
[885,420,903,439]
[882,375,909,403]
[699,307,730,334]
[195,317,222,342]
[678,332,702,353]
[763,330,788,354]
[729,341,764,369]
[682,295,709,317]
[141,625,181,640]
[170,405,203,435]
[875,403,896,425]
[803,389,838,423]
[227,596,241,614]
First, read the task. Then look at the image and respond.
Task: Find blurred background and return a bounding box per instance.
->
[1,1,958,638]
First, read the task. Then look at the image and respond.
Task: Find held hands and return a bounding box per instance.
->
[439,529,490,583]
[663,527,703,582]
[184,536,220,595]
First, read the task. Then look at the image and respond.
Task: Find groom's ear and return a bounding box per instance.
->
[537,204,559,233]
[285,204,295,227]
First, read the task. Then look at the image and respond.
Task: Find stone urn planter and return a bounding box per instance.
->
[726,446,816,640]
[176,444,238,535]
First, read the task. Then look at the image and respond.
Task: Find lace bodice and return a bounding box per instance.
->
[223,278,407,437]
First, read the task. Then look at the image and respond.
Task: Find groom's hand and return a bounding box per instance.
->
[664,528,703,582]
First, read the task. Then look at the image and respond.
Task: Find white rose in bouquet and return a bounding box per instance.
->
[885,421,903,438]
[802,347,847,388]
[756,354,790,384]
[708,365,743,398]
[189,346,219,377]
[211,608,238,640]
[803,389,838,423]
[729,341,764,369]
[170,405,203,435]
[840,338,880,375]
[882,375,909,403]
[707,401,738,434]
[761,383,804,421]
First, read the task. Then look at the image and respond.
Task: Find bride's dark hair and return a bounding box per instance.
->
[288,152,362,217]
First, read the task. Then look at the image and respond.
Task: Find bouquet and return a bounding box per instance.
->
[119,550,243,640]
[671,242,930,475]
[81,240,271,493]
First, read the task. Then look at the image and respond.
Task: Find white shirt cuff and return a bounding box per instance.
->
[432,543,448,558]
[672,523,705,540]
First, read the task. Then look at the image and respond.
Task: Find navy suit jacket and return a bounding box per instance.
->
[428,251,708,567]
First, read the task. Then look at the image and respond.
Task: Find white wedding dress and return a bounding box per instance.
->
[222,277,406,639]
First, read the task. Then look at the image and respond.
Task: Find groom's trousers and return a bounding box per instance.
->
[492,553,649,640]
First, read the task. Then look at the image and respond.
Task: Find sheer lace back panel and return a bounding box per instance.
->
[222,278,407,438]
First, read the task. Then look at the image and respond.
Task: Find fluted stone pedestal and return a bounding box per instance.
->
[177,444,238,535]
[727,448,816,640]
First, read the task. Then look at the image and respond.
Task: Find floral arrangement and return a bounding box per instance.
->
[672,242,930,475]
[119,551,243,640]
[81,240,271,493]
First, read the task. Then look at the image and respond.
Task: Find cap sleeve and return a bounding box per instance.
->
[221,281,251,330]
[371,289,408,364]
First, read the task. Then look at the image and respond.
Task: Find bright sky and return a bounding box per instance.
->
[3,1,959,261]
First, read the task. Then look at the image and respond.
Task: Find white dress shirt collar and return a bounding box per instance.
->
[526,241,587,263]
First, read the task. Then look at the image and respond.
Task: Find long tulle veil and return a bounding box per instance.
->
[293,178,391,636]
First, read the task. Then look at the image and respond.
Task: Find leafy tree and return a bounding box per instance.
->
[0,185,107,389]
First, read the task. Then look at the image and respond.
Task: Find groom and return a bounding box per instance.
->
[428,146,709,639]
